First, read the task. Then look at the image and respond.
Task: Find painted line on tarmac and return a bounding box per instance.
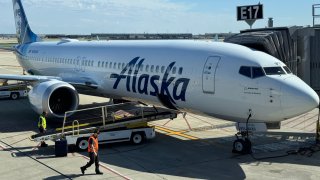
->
[81,155,132,180]
[155,126,199,140]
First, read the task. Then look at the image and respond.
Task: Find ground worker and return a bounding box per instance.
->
[38,112,48,147]
[80,129,103,175]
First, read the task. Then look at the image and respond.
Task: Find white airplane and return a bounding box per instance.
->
[1,0,319,153]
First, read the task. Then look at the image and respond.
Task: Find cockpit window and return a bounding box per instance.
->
[252,67,264,78]
[239,66,265,79]
[283,66,292,74]
[239,66,251,78]
[263,67,286,75]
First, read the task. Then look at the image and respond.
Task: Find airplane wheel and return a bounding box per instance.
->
[233,139,245,154]
[76,138,89,151]
[10,93,19,100]
[232,138,252,154]
[131,132,145,145]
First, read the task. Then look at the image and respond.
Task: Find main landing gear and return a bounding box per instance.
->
[232,112,252,154]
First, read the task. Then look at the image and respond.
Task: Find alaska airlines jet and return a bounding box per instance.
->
[1,0,319,126]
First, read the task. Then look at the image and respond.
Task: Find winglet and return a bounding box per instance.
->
[12,0,41,44]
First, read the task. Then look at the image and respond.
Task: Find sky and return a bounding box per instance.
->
[0,0,319,34]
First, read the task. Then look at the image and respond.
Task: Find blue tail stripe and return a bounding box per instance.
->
[12,0,40,44]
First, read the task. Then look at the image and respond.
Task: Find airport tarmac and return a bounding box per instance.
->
[0,50,320,180]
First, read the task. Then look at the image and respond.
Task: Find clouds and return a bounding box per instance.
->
[0,0,250,34]
[23,0,191,12]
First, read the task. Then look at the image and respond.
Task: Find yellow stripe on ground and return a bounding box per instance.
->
[155,126,198,140]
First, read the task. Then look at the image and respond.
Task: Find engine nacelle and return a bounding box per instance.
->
[28,80,79,118]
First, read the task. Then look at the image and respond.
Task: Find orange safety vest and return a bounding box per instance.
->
[88,135,99,153]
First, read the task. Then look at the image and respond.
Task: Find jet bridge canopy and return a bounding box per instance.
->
[224,27,298,75]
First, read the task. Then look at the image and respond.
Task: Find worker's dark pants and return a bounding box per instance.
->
[83,152,100,172]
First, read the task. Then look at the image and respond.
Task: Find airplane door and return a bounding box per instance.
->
[202,56,220,94]
[74,56,86,72]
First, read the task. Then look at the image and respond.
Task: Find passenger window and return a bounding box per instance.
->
[105,62,108,68]
[113,62,116,69]
[151,65,154,72]
[252,67,265,78]
[98,61,100,67]
[161,66,165,73]
[178,67,183,75]
[109,62,112,68]
[172,67,176,74]
[118,63,121,69]
[146,65,149,72]
[101,61,104,67]
[239,66,251,78]
[122,63,125,69]
[140,64,144,71]
[156,66,159,73]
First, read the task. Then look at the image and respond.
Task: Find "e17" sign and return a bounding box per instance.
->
[237,4,263,21]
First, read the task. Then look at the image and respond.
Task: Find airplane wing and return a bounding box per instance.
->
[0,74,61,81]
[0,74,98,89]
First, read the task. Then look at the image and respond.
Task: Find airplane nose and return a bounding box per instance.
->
[281,76,319,118]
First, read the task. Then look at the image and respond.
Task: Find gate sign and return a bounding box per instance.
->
[237,4,263,21]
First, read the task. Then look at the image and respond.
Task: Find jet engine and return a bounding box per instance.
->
[28,80,79,118]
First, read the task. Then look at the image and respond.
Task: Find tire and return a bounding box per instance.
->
[232,138,252,154]
[232,139,245,154]
[131,132,145,145]
[10,92,19,100]
[76,138,89,151]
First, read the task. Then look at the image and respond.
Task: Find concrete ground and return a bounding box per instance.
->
[0,50,320,180]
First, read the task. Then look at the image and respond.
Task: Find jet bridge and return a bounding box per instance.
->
[225,27,299,75]
[225,26,320,91]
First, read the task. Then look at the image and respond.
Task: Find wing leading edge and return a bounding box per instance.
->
[0,74,98,89]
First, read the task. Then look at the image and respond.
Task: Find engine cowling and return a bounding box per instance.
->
[28,80,79,118]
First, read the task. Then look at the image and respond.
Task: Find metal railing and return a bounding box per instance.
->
[61,102,143,135]
[72,120,79,136]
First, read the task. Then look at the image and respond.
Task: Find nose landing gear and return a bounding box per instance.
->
[232,131,252,154]
[232,111,252,154]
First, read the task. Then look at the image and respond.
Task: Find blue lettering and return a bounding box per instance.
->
[150,75,160,96]
[111,57,139,89]
[138,74,149,95]
[132,59,144,93]
[173,78,190,101]
[110,57,190,104]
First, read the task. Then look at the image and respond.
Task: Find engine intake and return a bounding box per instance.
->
[28,80,79,118]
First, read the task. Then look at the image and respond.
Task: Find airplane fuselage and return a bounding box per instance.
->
[13,40,318,122]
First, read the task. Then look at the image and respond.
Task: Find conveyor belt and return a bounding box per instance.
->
[31,106,177,140]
